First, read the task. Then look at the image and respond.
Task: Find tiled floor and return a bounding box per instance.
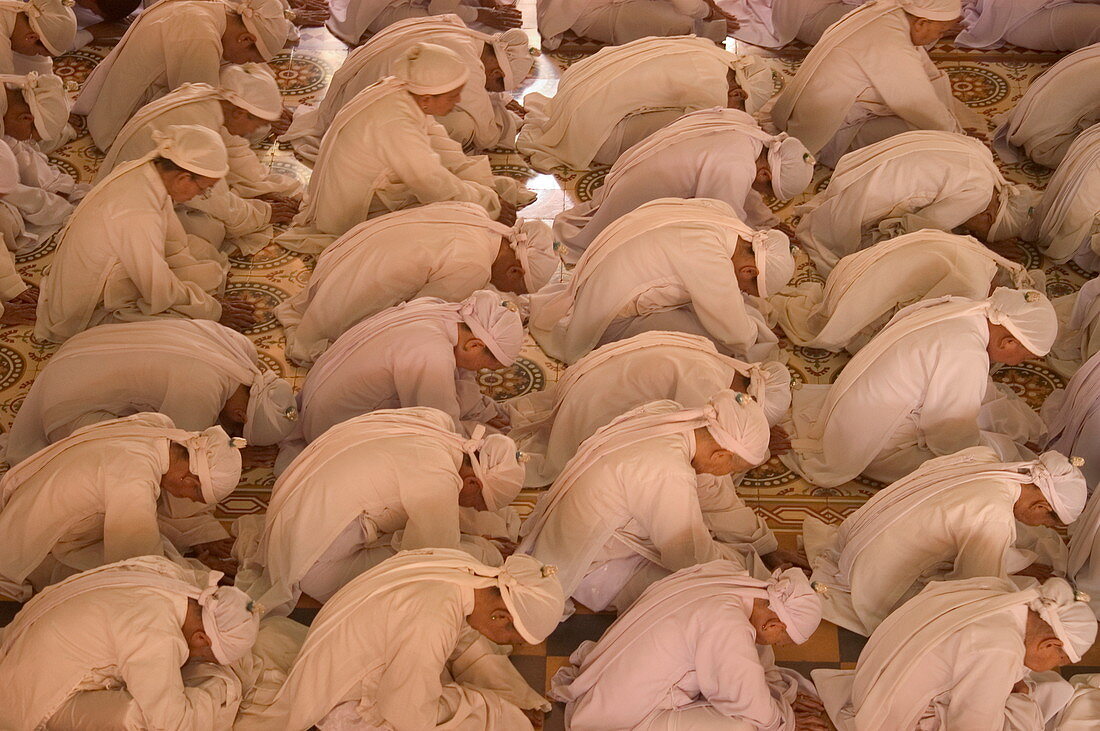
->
[1,3,1098,727]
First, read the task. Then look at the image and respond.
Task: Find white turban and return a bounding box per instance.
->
[1029,578,1097,663]
[896,0,961,21]
[988,183,1041,242]
[751,229,796,299]
[731,56,775,116]
[223,0,291,61]
[986,287,1057,357]
[1029,451,1087,525]
[196,578,262,664]
[174,425,245,504]
[703,389,771,465]
[467,428,524,512]
[0,72,69,145]
[394,42,469,96]
[766,568,823,644]
[7,0,77,55]
[747,361,793,426]
[508,220,559,292]
[152,124,229,178]
[488,28,536,91]
[244,370,297,445]
[496,553,565,644]
[458,290,524,366]
[219,63,282,122]
[0,141,16,195]
[766,133,815,200]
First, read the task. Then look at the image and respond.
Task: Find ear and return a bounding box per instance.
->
[507,263,525,279]
[756,168,771,183]
[462,472,481,492]
[462,336,486,353]
[230,402,248,423]
[712,447,733,466]
[237,31,256,45]
[737,263,760,279]
[190,628,212,647]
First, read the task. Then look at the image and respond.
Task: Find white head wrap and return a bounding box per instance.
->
[986,286,1057,357]
[394,42,469,96]
[222,0,292,61]
[702,390,771,465]
[0,140,16,195]
[496,553,565,643]
[730,55,775,116]
[488,28,536,91]
[219,63,282,121]
[5,0,77,55]
[1027,451,1087,525]
[896,0,961,21]
[751,229,796,299]
[172,425,245,504]
[765,133,815,200]
[747,361,793,426]
[463,424,525,512]
[245,370,297,445]
[508,220,559,292]
[458,290,524,366]
[0,72,68,144]
[766,568,824,644]
[1028,578,1097,663]
[151,124,229,179]
[988,183,1041,242]
[194,574,262,664]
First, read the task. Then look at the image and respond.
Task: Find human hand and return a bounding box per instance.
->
[87,20,130,43]
[271,107,294,138]
[1011,680,1030,695]
[521,708,545,730]
[218,296,258,331]
[486,536,519,557]
[193,538,235,559]
[487,413,511,430]
[478,5,523,30]
[506,99,528,117]
[762,548,810,573]
[496,197,518,226]
[1014,563,1055,581]
[794,711,831,731]
[0,299,36,326]
[706,1,739,33]
[769,425,792,456]
[793,693,825,715]
[261,195,301,224]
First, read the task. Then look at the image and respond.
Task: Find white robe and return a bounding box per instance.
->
[1,136,84,253]
[774,230,1032,351]
[519,404,756,612]
[33,159,225,344]
[530,198,779,365]
[234,580,543,730]
[1023,122,1100,272]
[325,0,480,46]
[537,0,724,49]
[297,314,503,442]
[957,0,1100,52]
[1056,674,1100,729]
[276,203,506,367]
[992,42,1100,169]
[0,564,244,730]
[795,131,1009,274]
[517,36,761,172]
[789,308,1042,487]
[74,0,230,150]
[554,107,777,263]
[100,85,301,255]
[771,3,962,167]
[723,0,858,47]
[285,15,518,158]
[803,447,1064,636]
[237,410,506,616]
[276,77,505,254]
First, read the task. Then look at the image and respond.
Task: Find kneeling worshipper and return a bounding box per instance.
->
[536,0,736,50]
[234,548,563,731]
[98,64,300,259]
[506,330,791,487]
[725,0,859,47]
[787,287,1056,487]
[235,407,524,615]
[0,0,75,75]
[812,576,1096,730]
[993,43,1100,169]
[0,556,260,730]
[771,0,964,168]
[1023,123,1100,272]
[326,0,522,47]
[0,72,89,252]
[1045,348,1100,491]
[554,107,815,264]
[955,0,1100,52]
[519,391,773,614]
[294,291,521,445]
[278,41,531,254]
[1049,277,1100,368]
[774,229,1038,352]
[284,14,535,159]
[530,197,794,365]
[0,413,243,600]
[803,446,1086,636]
[795,130,1040,274]
[276,202,556,367]
[516,36,775,172]
[0,142,34,324]
[73,0,291,150]
[32,124,256,344]
[551,561,827,731]
[4,319,296,472]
